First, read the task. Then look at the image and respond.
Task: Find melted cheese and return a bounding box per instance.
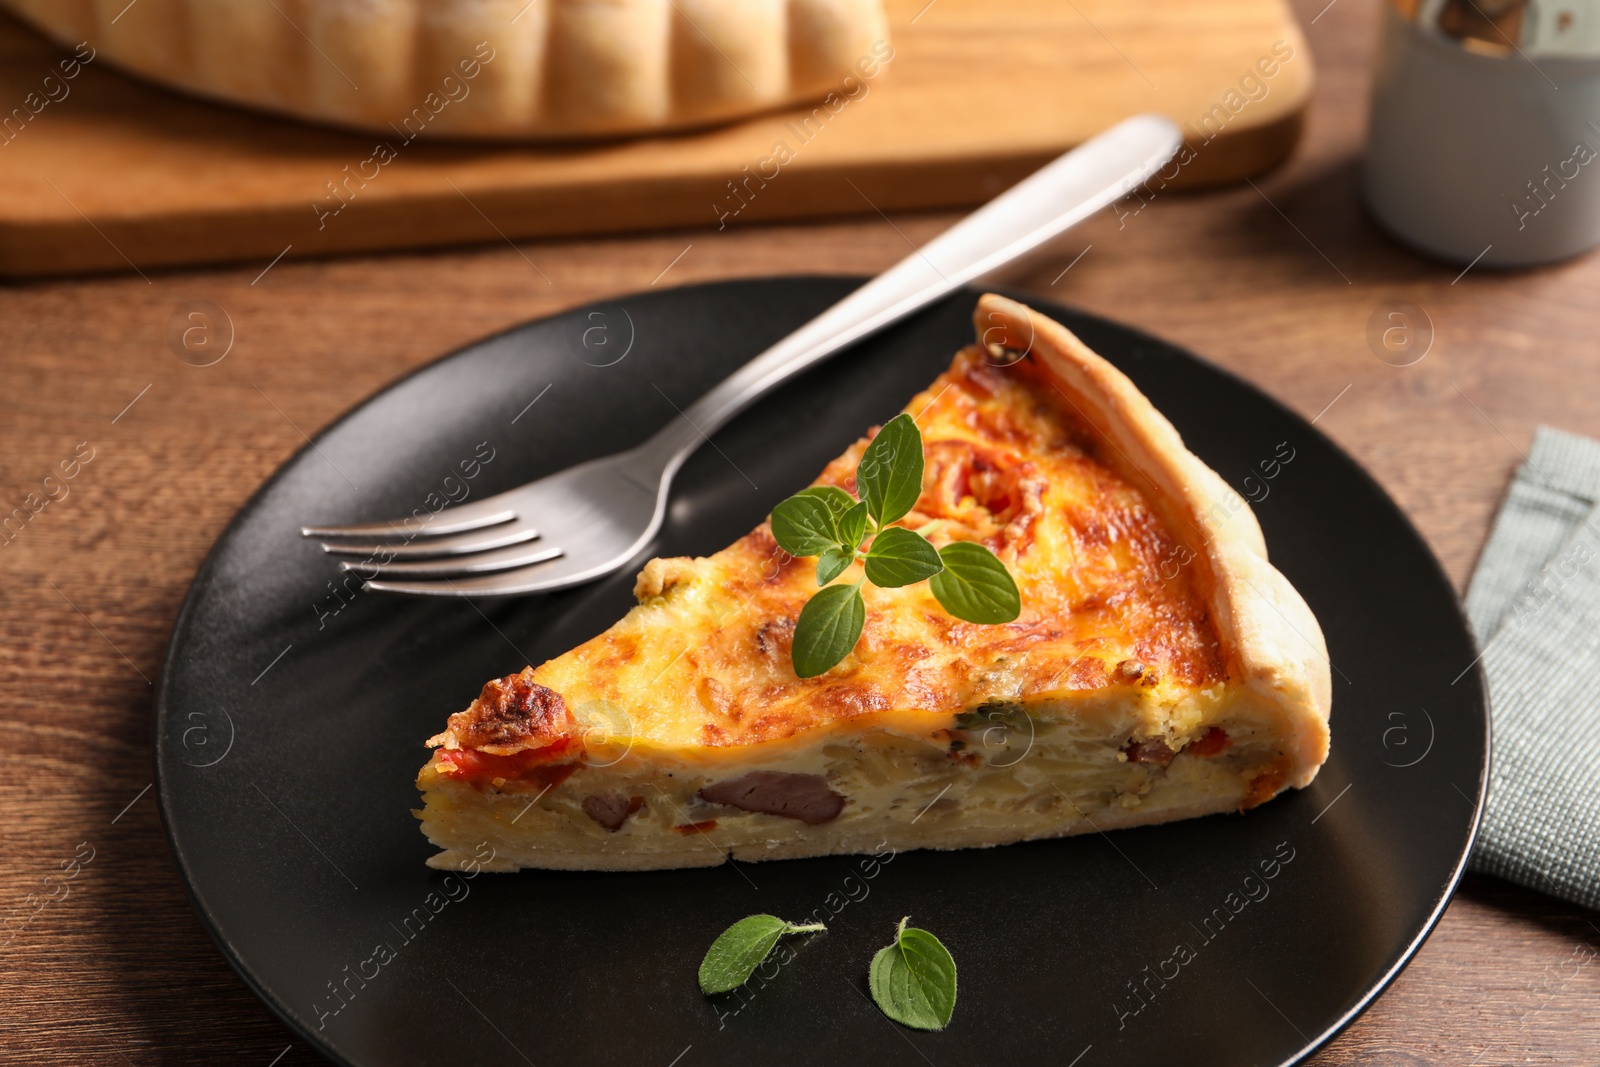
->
[529,345,1226,754]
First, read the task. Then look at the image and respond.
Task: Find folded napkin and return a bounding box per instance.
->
[1465,426,1600,910]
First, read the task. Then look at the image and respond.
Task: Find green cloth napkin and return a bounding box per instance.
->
[1464,426,1600,910]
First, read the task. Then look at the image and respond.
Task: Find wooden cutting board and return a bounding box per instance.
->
[0,1,1311,278]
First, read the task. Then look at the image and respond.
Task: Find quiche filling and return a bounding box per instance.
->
[416,295,1330,872]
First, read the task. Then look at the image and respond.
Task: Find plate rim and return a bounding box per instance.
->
[153,275,1491,1067]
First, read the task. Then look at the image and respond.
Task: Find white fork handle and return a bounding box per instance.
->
[648,113,1184,467]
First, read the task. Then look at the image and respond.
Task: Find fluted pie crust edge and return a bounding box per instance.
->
[0,0,891,139]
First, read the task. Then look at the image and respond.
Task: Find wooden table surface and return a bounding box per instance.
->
[4,0,1598,1063]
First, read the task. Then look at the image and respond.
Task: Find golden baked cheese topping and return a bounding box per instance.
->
[462,343,1225,756]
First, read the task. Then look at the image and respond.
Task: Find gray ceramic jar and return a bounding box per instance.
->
[1364,0,1600,267]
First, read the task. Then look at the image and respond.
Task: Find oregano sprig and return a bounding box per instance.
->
[769,413,1021,678]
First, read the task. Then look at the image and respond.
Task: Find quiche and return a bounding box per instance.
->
[2,0,889,138]
[417,294,1332,872]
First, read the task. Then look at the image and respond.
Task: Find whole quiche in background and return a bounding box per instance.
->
[0,0,890,138]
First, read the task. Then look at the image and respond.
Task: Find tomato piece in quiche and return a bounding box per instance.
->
[416,294,1332,872]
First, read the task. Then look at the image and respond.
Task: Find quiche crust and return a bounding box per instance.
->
[1,0,889,138]
[416,294,1332,872]
[975,294,1331,782]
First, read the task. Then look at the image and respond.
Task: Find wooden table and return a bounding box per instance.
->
[3,0,1597,1063]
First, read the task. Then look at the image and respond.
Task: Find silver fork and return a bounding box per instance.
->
[302,114,1183,597]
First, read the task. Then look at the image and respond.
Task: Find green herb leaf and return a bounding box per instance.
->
[796,485,855,523]
[928,541,1021,624]
[868,916,958,1031]
[698,914,825,995]
[837,499,870,552]
[816,546,853,586]
[857,414,925,525]
[791,582,866,678]
[863,526,944,588]
[771,493,842,558]
[780,419,1019,676]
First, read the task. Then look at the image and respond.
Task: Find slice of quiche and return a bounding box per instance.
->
[416,294,1332,872]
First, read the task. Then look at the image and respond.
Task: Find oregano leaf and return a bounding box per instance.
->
[771,493,841,558]
[816,545,853,586]
[928,542,1021,624]
[837,499,870,552]
[791,583,865,678]
[698,914,825,995]
[796,485,855,523]
[863,526,944,588]
[868,916,957,1031]
[856,414,924,525]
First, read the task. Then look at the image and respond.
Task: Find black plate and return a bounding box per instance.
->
[157,278,1488,1067]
